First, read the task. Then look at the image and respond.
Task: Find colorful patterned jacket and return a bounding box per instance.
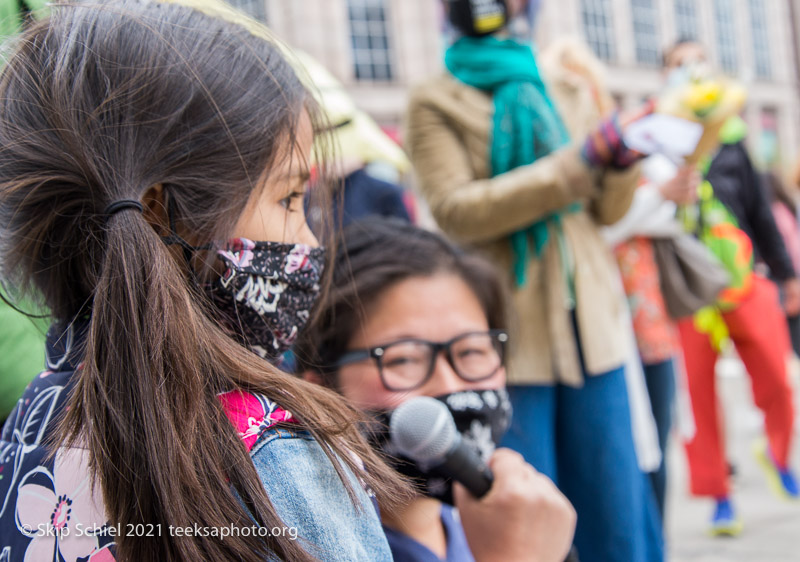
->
[0,321,390,561]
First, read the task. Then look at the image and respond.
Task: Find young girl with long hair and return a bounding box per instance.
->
[0,1,406,560]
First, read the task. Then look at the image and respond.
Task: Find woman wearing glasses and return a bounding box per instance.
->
[296,218,575,562]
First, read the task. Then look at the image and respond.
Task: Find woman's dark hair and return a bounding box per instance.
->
[295,217,508,385]
[0,2,407,560]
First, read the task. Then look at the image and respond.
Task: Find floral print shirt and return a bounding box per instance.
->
[0,321,391,562]
[615,237,680,364]
[0,321,114,562]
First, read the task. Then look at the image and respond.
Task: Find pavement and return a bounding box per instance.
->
[666,355,800,562]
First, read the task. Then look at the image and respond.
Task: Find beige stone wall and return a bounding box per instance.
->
[252,0,800,169]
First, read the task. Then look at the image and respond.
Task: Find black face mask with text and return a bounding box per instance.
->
[205,237,325,361]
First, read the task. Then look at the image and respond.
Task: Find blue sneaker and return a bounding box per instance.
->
[754,441,800,500]
[709,497,743,537]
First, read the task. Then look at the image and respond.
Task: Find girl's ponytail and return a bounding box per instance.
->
[61,204,305,560]
[0,3,410,560]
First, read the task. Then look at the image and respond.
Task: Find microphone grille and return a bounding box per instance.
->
[389,397,458,463]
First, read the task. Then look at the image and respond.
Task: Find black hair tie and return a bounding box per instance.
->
[104,199,144,217]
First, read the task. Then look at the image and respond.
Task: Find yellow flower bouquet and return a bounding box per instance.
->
[658,67,747,164]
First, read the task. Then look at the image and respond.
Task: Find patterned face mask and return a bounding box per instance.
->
[205,238,325,360]
[366,388,512,505]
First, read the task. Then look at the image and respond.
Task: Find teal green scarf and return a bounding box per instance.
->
[445,36,573,286]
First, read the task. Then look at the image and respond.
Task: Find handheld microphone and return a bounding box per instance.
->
[390,396,494,498]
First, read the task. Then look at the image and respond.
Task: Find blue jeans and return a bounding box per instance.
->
[643,358,676,521]
[501,368,664,562]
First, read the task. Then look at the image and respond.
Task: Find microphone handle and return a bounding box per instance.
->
[437,442,494,498]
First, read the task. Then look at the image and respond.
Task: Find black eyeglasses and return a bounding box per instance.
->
[334,330,508,391]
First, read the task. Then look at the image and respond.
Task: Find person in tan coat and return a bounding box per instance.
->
[406,1,663,560]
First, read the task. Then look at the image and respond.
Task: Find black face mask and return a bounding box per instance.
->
[204,238,325,360]
[447,0,509,37]
[159,199,325,363]
[367,388,512,505]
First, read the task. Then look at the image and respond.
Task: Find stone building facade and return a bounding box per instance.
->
[230,0,800,172]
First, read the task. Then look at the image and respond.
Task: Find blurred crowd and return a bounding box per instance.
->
[1,1,800,561]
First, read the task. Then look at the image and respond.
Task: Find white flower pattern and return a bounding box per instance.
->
[16,449,106,562]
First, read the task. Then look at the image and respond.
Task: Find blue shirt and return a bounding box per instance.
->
[337,168,411,227]
[384,504,475,562]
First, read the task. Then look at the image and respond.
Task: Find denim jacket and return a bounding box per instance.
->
[0,320,392,561]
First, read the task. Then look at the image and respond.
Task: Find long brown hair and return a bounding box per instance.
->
[0,1,407,560]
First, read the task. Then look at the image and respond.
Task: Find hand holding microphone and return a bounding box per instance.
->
[454,450,577,562]
[391,397,577,562]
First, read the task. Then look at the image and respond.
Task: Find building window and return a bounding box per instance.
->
[580,0,616,61]
[348,0,393,81]
[714,0,738,74]
[674,0,698,41]
[631,0,659,65]
[749,0,771,79]
[226,0,267,22]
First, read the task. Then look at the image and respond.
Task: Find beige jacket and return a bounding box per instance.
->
[405,71,639,387]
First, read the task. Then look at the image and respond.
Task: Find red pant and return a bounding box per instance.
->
[679,276,795,498]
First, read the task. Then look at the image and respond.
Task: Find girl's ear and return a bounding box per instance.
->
[141,183,170,236]
[300,370,324,386]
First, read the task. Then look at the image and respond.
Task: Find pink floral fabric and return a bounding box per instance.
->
[218,238,256,269]
[217,391,297,452]
[16,448,108,562]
